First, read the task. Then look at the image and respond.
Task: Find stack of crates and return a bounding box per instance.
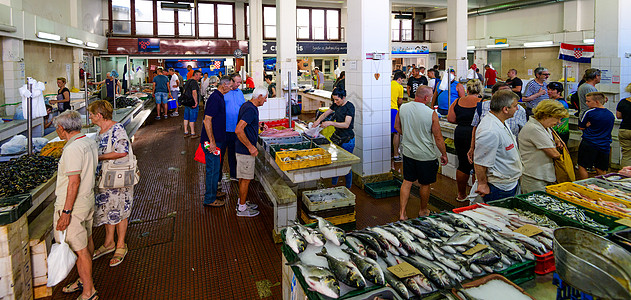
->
[299,187,356,231]
[0,214,33,300]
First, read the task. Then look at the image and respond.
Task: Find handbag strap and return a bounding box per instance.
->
[103,124,134,163]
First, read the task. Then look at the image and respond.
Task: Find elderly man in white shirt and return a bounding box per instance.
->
[474,90,523,202]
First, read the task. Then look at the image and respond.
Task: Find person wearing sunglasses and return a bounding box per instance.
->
[523,67,551,117]
[577,68,602,119]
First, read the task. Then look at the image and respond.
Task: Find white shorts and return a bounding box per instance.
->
[236,153,255,180]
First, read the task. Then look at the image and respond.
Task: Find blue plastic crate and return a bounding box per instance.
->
[553,273,594,300]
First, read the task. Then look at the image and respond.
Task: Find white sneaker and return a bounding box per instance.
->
[235,199,258,211]
[236,207,260,217]
[172,111,179,116]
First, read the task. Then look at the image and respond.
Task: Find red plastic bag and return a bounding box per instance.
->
[194,143,206,164]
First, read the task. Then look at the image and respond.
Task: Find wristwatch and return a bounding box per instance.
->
[62,209,72,215]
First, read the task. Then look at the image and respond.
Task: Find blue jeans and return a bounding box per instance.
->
[332,138,355,188]
[155,92,169,104]
[184,106,199,122]
[220,133,237,179]
[171,90,179,103]
[482,183,518,203]
[204,141,224,205]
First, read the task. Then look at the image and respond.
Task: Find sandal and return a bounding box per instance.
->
[92,245,115,260]
[77,290,98,300]
[204,200,225,207]
[63,278,83,293]
[109,245,128,267]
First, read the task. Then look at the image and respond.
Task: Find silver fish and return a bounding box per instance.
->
[284,226,307,254]
[384,269,410,299]
[369,227,402,247]
[311,215,346,246]
[342,248,385,285]
[286,260,340,299]
[398,221,427,239]
[445,231,480,246]
[292,222,325,246]
[346,236,367,257]
[316,247,366,288]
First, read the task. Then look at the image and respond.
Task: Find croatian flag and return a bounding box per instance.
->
[558,43,594,63]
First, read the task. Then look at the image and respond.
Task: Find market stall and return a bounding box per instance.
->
[298,90,333,112]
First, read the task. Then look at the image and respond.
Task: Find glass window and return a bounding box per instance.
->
[178,7,194,36]
[327,10,339,40]
[312,9,324,40]
[245,5,250,38]
[112,0,131,34]
[217,4,233,38]
[296,9,310,39]
[198,3,215,37]
[157,1,175,36]
[134,0,153,35]
[391,16,400,41]
[263,6,276,39]
[401,19,412,41]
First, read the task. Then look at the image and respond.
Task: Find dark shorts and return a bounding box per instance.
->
[391,109,398,133]
[454,125,474,174]
[578,141,610,171]
[402,155,439,185]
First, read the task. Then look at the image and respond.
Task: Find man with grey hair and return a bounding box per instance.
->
[53,111,99,299]
[201,75,232,207]
[474,90,523,202]
[523,67,550,116]
[234,87,268,217]
[577,68,601,118]
[222,73,246,181]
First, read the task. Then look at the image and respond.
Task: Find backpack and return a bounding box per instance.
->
[179,80,196,107]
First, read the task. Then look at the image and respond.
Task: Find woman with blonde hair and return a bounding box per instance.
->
[447,79,483,201]
[518,100,569,193]
[50,77,71,112]
[616,83,631,166]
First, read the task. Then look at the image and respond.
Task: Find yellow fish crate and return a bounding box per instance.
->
[275,148,332,171]
[546,182,631,219]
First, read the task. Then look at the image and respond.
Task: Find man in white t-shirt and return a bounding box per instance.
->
[168,68,180,116]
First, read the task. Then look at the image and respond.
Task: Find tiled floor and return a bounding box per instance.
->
[47,109,554,299]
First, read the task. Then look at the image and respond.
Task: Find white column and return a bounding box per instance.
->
[593,0,631,109]
[474,51,487,71]
[235,1,245,41]
[446,0,468,79]
[2,38,25,116]
[275,0,298,97]
[249,0,264,87]
[346,0,391,177]
[72,48,83,89]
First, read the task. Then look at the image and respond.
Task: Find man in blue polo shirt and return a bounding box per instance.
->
[221,73,246,181]
[235,87,268,217]
[577,92,615,179]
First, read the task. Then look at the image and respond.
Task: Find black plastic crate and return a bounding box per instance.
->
[365,180,401,199]
[0,194,32,226]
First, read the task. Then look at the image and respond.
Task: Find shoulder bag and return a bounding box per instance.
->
[551,130,575,183]
[98,129,140,189]
[179,80,196,107]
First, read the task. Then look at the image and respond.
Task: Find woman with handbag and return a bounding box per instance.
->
[88,100,135,267]
[313,88,355,188]
[518,100,569,193]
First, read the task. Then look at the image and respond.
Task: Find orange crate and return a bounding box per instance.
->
[275,148,332,171]
[546,182,631,219]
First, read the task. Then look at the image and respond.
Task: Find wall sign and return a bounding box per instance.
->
[391,43,430,55]
[262,42,347,55]
[138,38,160,52]
[109,38,248,56]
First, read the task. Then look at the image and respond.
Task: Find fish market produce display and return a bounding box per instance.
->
[260,128,301,138]
[39,141,67,158]
[109,96,140,108]
[600,174,631,189]
[306,191,348,203]
[283,209,546,299]
[522,194,610,231]
[459,279,533,300]
[0,155,58,197]
[513,209,558,229]
[562,189,631,215]
[584,184,631,201]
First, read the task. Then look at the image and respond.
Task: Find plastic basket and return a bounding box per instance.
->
[574,178,631,198]
[364,180,401,199]
[0,194,32,226]
[269,141,314,159]
[553,273,595,300]
[611,228,631,252]
[533,251,555,275]
[497,259,536,286]
[546,182,631,219]
[302,186,355,212]
[298,198,355,219]
[510,192,627,236]
[259,135,306,153]
[262,118,295,129]
[275,148,332,171]
[167,99,177,110]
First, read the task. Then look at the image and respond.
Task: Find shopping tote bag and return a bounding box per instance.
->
[47,230,77,287]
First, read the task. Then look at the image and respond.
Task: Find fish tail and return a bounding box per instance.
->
[316,246,328,257]
[285,256,302,266]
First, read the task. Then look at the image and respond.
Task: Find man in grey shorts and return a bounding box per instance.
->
[234,87,268,217]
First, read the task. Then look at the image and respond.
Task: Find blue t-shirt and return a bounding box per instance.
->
[579,107,615,152]
[153,75,169,93]
[235,101,259,155]
[224,89,246,132]
[437,80,459,111]
[201,90,226,145]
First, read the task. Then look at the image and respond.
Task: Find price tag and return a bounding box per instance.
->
[514,224,543,237]
[387,262,420,279]
[463,244,488,256]
[615,218,631,227]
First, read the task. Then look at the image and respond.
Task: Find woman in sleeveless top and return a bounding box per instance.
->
[50,77,71,112]
[447,79,483,201]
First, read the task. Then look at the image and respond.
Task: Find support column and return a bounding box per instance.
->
[446,0,468,79]
[2,38,25,116]
[275,0,298,98]
[72,48,83,89]
[347,0,391,182]
[249,0,264,87]
[474,50,487,71]
[235,1,245,41]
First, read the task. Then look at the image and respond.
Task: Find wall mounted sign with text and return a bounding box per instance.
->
[391,43,430,55]
[138,38,160,52]
[262,42,347,55]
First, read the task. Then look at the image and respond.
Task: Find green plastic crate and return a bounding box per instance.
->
[507,191,628,236]
[365,180,401,199]
[0,194,32,226]
[496,259,536,286]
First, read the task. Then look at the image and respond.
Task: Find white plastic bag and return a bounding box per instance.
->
[47,230,77,287]
[0,135,27,155]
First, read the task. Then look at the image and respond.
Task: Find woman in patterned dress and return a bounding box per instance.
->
[88,100,133,267]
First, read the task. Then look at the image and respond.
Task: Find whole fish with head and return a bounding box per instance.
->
[349,232,387,258]
[286,259,340,299]
[369,227,402,248]
[460,210,507,231]
[445,231,480,246]
[384,269,410,299]
[397,221,427,239]
[383,226,415,252]
[403,277,424,297]
[448,212,480,229]
[434,260,465,283]
[488,240,523,262]
[412,219,451,237]
[435,213,470,229]
[425,216,456,232]
[386,224,415,242]
[468,248,502,266]
[497,230,547,254]
[346,236,367,257]
[310,215,346,246]
[284,226,307,254]
[359,229,392,252]
[411,273,434,292]
[469,227,494,242]
[342,248,385,285]
[410,241,434,260]
[292,222,325,246]
[436,256,461,271]
[316,247,366,288]
[401,256,454,289]
[406,221,442,238]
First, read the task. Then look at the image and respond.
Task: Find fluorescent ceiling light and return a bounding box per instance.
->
[487,44,509,48]
[524,41,554,47]
[66,37,83,45]
[583,39,594,44]
[467,46,475,50]
[85,41,99,48]
[36,32,61,41]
